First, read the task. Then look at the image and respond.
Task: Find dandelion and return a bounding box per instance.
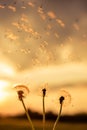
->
[53,90,71,130]
[42,88,46,130]
[39,83,48,130]
[14,84,35,130]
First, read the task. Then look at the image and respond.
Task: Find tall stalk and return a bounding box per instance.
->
[21,98,35,130]
[15,87,35,130]
[52,96,64,130]
[42,88,46,130]
[53,102,63,130]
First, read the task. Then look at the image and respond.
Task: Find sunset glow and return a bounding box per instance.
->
[0,80,10,102]
[0,62,16,76]
[0,0,87,116]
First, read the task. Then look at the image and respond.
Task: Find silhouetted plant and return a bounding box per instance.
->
[14,84,35,130]
[42,87,46,130]
[52,90,71,130]
[14,84,71,130]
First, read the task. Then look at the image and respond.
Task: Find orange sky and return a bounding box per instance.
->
[0,0,87,116]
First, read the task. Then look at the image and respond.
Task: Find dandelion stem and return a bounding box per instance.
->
[43,94,45,130]
[42,88,46,130]
[53,102,63,130]
[21,98,35,130]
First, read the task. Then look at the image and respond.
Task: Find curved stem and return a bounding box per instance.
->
[21,98,35,130]
[53,103,63,130]
[43,95,45,130]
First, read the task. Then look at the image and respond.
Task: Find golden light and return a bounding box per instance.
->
[0,80,10,102]
[0,62,15,76]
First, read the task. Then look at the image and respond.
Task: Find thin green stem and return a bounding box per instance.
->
[43,95,45,130]
[53,103,63,130]
[21,98,35,130]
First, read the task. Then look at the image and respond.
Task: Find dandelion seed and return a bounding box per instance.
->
[56,18,65,27]
[8,5,16,12]
[28,2,35,7]
[0,4,5,9]
[47,11,56,19]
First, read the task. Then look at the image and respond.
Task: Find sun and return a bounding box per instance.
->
[0,80,10,102]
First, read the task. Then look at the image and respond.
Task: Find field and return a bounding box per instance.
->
[0,118,87,130]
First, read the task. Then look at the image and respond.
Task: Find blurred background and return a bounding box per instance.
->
[0,0,87,129]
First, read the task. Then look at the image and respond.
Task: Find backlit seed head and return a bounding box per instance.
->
[42,88,46,97]
[59,96,65,104]
[57,89,71,106]
[14,84,29,100]
[38,83,48,97]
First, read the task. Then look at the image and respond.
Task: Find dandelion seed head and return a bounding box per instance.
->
[14,84,29,100]
[59,96,65,104]
[42,88,46,97]
[56,89,71,107]
[38,83,49,97]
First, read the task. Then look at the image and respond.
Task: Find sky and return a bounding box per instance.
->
[0,0,87,117]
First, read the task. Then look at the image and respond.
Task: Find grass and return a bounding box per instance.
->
[0,118,87,130]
